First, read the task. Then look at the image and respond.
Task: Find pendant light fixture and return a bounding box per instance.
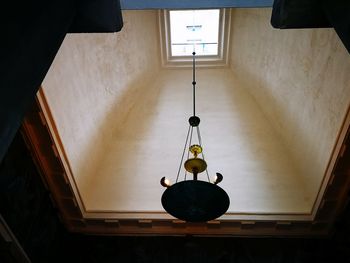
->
[160,52,230,222]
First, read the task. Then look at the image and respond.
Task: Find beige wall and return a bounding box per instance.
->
[84,68,311,215]
[42,11,160,198]
[230,8,350,198]
[41,8,350,218]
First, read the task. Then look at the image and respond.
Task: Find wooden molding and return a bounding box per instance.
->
[20,92,350,236]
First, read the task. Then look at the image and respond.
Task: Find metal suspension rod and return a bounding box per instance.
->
[192,52,196,117]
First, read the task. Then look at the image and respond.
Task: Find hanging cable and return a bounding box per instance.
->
[184,126,194,181]
[196,126,211,182]
[187,127,194,177]
[196,126,202,146]
[176,125,191,183]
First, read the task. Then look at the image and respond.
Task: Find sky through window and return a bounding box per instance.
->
[169,9,220,56]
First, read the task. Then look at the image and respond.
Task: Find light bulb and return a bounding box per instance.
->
[165,178,170,185]
[160,177,171,187]
[213,173,223,184]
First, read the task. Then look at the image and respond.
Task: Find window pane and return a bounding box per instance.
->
[169,9,220,56]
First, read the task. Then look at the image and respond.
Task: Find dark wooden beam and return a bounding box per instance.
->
[322,0,350,53]
[271,0,350,53]
[271,0,330,28]
[69,0,123,33]
[0,1,77,162]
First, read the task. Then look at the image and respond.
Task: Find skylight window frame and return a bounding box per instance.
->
[159,8,231,68]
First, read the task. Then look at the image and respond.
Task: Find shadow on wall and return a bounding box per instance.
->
[230,37,349,202]
[40,11,161,206]
[229,9,350,204]
[230,67,313,204]
[82,72,163,208]
[198,69,311,213]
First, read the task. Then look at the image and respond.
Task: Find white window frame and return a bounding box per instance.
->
[159,9,231,68]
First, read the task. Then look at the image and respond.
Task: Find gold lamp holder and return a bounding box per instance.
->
[184,145,207,180]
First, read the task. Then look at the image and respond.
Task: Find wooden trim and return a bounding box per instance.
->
[20,91,350,236]
[311,104,350,219]
[36,89,87,213]
[158,9,231,68]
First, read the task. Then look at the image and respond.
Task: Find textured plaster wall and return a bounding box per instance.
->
[85,69,310,214]
[41,9,350,217]
[42,11,160,198]
[230,8,350,199]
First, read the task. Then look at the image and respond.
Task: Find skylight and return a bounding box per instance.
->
[169,9,220,56]
[159,9,230,67]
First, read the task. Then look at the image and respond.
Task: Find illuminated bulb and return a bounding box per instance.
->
[213,173,223,185]
[165,178,170,185]
[160,177,171,187]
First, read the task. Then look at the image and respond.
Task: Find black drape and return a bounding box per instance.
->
[0,0,123,162]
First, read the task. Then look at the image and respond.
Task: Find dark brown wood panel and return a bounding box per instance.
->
[21,96,350,237]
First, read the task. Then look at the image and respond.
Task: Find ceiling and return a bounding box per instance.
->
[22,8,350,236]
